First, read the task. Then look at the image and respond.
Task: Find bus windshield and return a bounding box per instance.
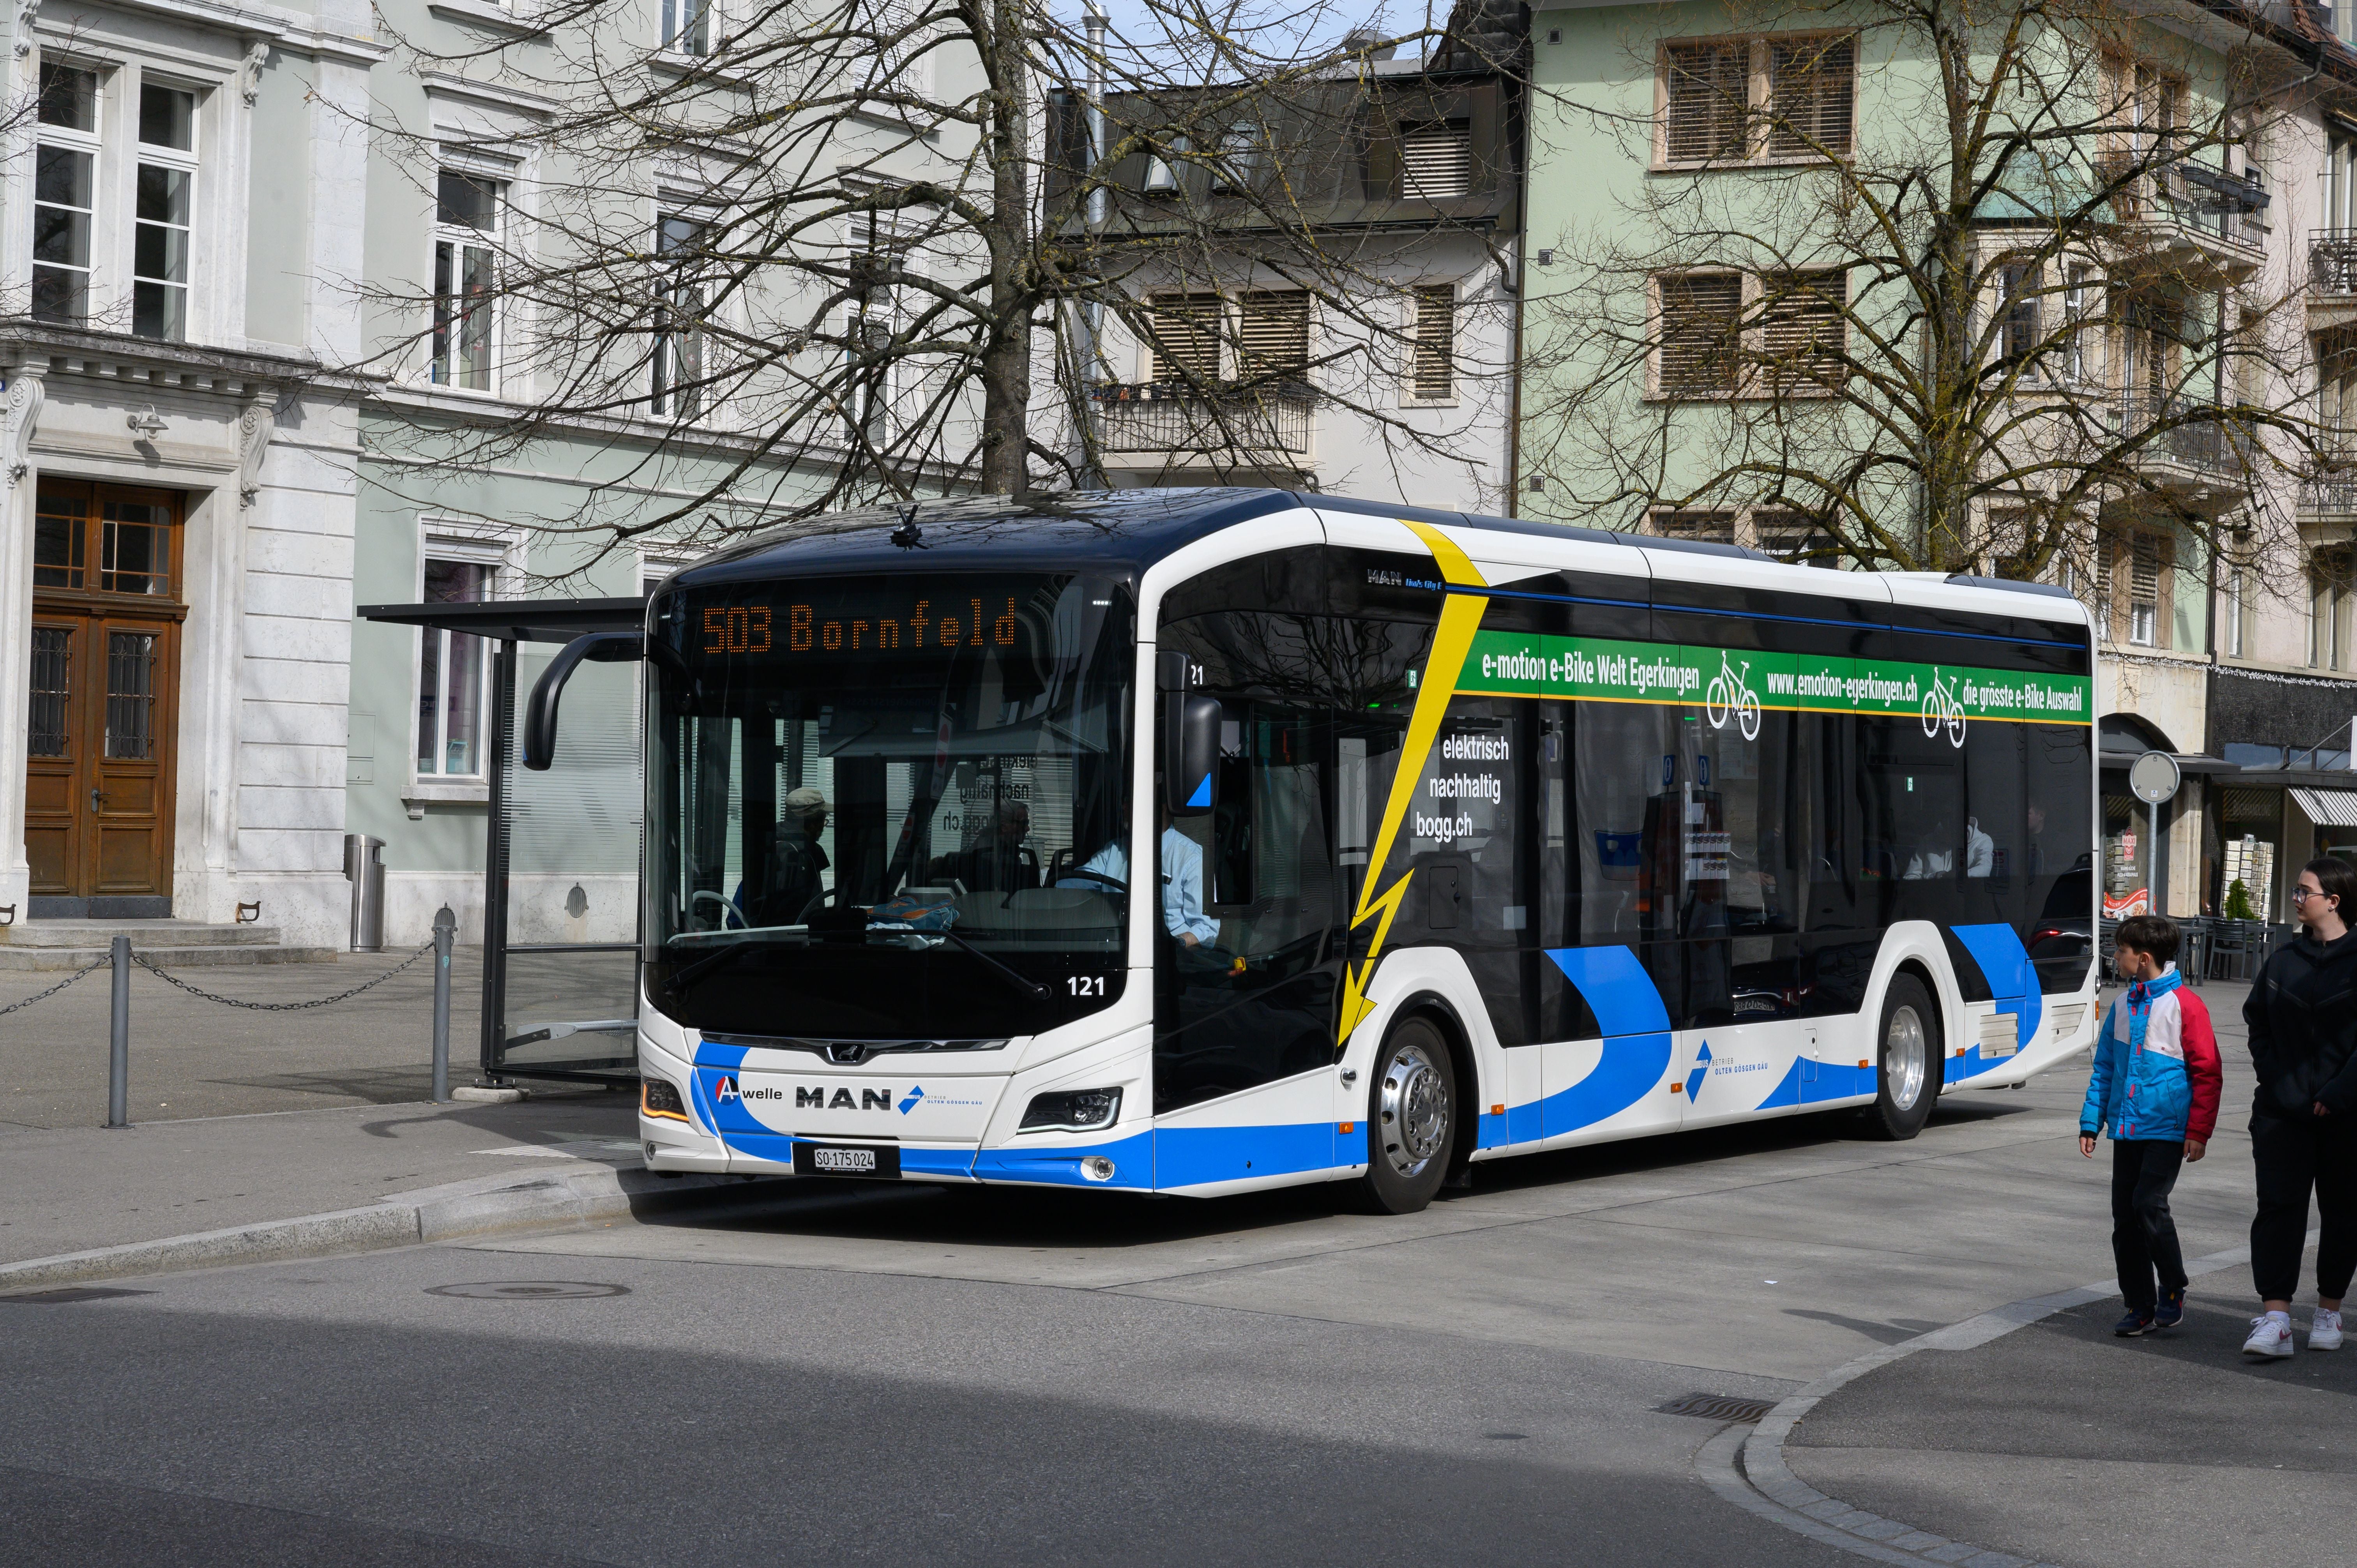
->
[644,570,1134,1039]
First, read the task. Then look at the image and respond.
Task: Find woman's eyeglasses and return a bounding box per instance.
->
[2292,887,2335,905]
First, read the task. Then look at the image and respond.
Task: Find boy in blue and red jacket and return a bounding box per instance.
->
[2080,915,2223,1336]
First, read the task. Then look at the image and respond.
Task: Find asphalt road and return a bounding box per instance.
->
[0,989,2275,1566]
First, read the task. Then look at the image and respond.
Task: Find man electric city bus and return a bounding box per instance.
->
[526,491,2098,1214]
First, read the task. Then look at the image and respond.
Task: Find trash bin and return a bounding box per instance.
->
[343,833,387,953]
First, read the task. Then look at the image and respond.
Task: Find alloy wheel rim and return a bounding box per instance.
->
[1885,1005,1928,1112]
[1380,1041,1449,1177]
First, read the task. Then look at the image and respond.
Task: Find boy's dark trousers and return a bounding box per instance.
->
[2112,1139,2188,1313]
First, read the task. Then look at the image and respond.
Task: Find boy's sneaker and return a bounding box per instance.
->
[2244,1313,2296,1358]
[2154,1288,2187,1330]
[2311,1309,2345,1352]
[2113,1307,2156,1337]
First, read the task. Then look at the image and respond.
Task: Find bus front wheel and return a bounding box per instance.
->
[1356,1017,1457,1214]
[1865,975,1940,1141]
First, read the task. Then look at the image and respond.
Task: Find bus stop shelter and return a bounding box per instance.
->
[358,596,647,1089]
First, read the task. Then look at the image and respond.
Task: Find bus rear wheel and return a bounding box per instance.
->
[1865,975,1940,1141]
[1357,1017,1456,1214]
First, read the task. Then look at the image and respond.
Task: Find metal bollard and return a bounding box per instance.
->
[106,936,129,1129]
[431,906,456,1103]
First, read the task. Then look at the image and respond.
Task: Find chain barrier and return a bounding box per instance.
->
[128,939,438,1012]
[0,957,106,1017]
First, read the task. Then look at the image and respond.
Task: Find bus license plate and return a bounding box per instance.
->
[794,1142,901,1179]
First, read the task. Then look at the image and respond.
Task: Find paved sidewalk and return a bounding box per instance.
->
[0,1094,644,1267]
[1773,976,2349,1568]
[1,946,488,1129]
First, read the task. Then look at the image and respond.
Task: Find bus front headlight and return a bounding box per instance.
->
[1019,1087,1121,1132]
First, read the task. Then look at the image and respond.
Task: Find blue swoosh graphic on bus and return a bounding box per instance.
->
[1541,946,1674,1135]
[1950,922,2041,1078]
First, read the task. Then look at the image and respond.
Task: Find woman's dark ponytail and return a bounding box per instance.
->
[2303,856,2357,920]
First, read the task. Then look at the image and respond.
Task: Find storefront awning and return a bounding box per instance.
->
[2290,787,2357,827]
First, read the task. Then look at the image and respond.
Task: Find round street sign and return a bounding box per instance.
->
[2129,749,2181,806]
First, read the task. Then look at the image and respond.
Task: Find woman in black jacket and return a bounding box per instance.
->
[2241,856,2357,1359]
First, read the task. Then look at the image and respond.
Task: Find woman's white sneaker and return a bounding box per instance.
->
[2311,1309,2345,1352]
[2244,1314,2296,1358]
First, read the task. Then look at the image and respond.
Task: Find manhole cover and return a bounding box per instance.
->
[424,1281,631,1300]
[1654,1393,1779,1423]
[0,1287,153,1305]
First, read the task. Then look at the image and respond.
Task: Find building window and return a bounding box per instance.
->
[1145,291,1223,382]
[2064,267,2091,382]
[431,173,500,392]
[416,556,495,778]
[2224,531,2248,658]
[1754,510,1840,564]
[1651,509,1735,543]
[133,82,196,342]
[1663,35,1854,166]
[2000,263,2040,366]
[32,62,99,326]
[1758,270,1846,392]
[2127,533,2161,645]
[663,0,710,55]
[1663,41,1748,163]
[2313,546,2354,670]
[1410,285,1455,399]
[1216,124,1261,189]
[1765,35,1855,158]
[650,214,705,419]
[1655,270,1845,397]
[1142,135,1187,194]
[1400,122,1472,199]
[1237,290,1310,381]
[1655,272,1743,395]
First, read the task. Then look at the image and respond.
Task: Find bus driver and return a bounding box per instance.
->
[1064,807,1221,952]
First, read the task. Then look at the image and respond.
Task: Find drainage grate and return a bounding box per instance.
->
[0,1287,154,1305]
[1654,1393,1779,1423]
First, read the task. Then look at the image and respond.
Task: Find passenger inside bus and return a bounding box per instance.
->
[743,787,830,926]
[929,800,1040,893]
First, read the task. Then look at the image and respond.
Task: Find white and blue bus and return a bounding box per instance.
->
[531,491,2098,1213]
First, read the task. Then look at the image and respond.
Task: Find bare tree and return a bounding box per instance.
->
[354,0,1513,561]
[1519,0,2331,588]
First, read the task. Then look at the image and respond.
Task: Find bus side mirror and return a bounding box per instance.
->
[1165,694,1221,816]
[523,632,643,770]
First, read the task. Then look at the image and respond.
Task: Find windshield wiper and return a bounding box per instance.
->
[664,938,766,992]
[915,925,1048,1000]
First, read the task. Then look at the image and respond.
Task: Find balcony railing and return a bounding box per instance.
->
[2314,230,2357,296]
[1091,380,1313,454]
[2301,475,2357,515]
[2096,154,2268,252]
[2105,396,2249,473]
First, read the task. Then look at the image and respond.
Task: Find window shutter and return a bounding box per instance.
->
[1411,286,1454,398]
[1664,41,1748,162]
[1238,290,1310,380]
[1656,272,1743,394]
[1766,36,1854,157]
[1757,270,1846,392]
[1400,123,1473,199]
[1147,291,1224,383]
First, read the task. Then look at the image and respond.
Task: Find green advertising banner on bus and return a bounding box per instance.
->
[1452,630,2092,735]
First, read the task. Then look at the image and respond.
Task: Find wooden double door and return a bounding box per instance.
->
[24,482,185,906]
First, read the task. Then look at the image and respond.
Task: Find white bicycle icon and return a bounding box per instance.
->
[1921,667,1967,748]
[1705,652,1762,741]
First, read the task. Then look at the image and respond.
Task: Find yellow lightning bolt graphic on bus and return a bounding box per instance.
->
[1338,519,1490,1044]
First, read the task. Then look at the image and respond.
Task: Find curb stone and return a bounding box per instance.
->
[1702,1233,2311,1567]
[0,1163,786,1292]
